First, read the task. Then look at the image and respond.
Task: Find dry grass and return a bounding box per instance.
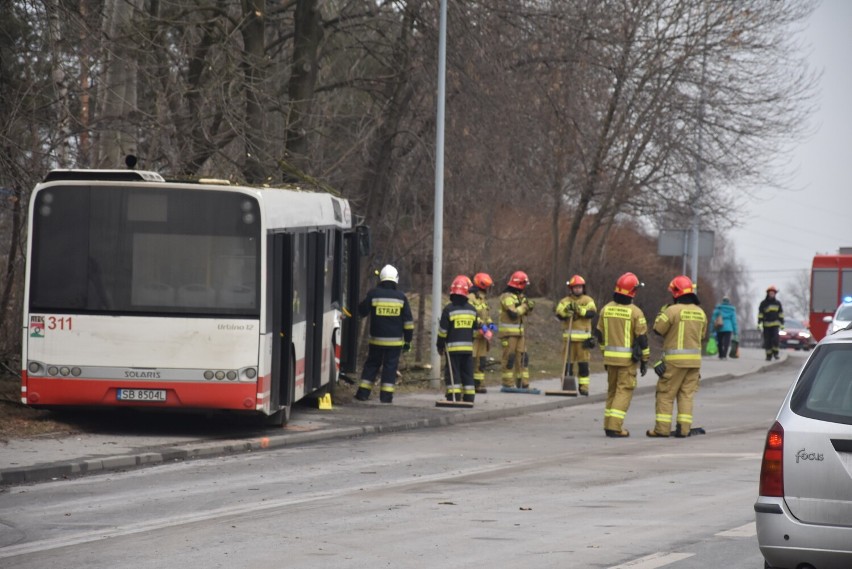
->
[0,373,78,440]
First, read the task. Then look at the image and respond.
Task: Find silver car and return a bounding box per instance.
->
[823,299,852,335]
[755,327,852,568]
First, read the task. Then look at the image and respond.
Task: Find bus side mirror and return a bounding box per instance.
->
[356,225,371,256]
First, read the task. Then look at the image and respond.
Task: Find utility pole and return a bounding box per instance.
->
[690,38,709,284]
[429,0,447,388]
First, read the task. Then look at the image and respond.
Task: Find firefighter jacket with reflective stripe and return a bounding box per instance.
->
[498,290,530,337]
[358,283,414,347]
[468,290,493,329]
[758,297,784,328]
[596,301,649,366]
[437,299,477,354]
[654,302,707,368]
[555,293,597,341]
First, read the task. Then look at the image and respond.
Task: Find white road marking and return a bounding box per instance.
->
[608,552,694,569]
[716,522,757,538]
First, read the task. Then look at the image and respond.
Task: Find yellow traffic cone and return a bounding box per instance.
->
[318,393,333,410]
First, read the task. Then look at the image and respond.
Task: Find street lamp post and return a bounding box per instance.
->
[430,0,447,388]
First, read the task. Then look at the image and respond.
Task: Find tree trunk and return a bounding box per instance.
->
[96,0,142,168]
[241,0,268,184]
[284,0,323,178]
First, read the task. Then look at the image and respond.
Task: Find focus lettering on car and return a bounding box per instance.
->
[124,370,161,379]
[795,448,824,463]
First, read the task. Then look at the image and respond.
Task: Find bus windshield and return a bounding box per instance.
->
[29,185,260,317]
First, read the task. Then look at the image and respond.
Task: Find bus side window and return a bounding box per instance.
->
[357,225,371,257]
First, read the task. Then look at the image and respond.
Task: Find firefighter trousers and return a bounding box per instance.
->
[357,345,402,402]
[604,363,637,432]
[500,335,529,388]
[762,327,780,359]
[444,352,475,402]
[562,339,591,390]
[472,336,490,385]
[651,366,700,436]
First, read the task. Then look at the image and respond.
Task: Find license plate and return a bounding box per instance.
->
[117,389,167,402]
[787,339,799,345]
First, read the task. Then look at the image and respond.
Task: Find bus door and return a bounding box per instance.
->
[304,231,326,392]
[339,230,363,375]
[270,233,295,410]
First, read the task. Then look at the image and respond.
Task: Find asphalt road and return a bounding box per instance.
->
[0,351,804,568]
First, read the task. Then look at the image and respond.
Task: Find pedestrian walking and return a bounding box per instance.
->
[758,285,784,361]
[469,272,497,393]
[710,296,738,359]
[554,275,597,395]
[594,272,649,438]
[498,271,534,389]
[437,275,477,404]
[354,264,414,403]
[647,275,707,438]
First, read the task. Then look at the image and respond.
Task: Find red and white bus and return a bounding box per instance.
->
[22,169,366,425]
[809,249,852,341]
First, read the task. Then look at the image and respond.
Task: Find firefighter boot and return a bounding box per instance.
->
[605,429,630,438]
[646,429,669,438]
[354,387,371,401]
[474,379,488,394]
[463,393,475,404]
[379,391,393,404]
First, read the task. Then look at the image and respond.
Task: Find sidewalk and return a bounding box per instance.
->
[0,348,791,485]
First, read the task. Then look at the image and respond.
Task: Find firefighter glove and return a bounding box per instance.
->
[583,337,596,349]
[640,360,648,377]
[488,323,498,333]
[403,342,411,353]
[526,299,535,310]
[654,360,666,377]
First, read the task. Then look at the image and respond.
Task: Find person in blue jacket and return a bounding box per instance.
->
[710,296,738,360]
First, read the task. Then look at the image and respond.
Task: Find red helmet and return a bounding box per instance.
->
[766,284,778,293]
[668,275,696,299]
[473,272,494,290]
[507,270,530,290]
[449,275,472,296]
[614,272,641,298]
[567,274,586,288]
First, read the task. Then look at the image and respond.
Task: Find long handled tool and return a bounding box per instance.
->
[436,353,474,408]
[546,315,579,397]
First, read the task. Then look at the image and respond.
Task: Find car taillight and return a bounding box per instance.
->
[759,421,784,497]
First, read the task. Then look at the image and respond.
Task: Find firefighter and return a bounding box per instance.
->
[437,275,477,403]
[594,272,649,438]
[647,275,707,438]
[498,271,534,389]
[758,285,784,361]
[554,275,598,396]
[469,272,497,393]
[354,264,414,404]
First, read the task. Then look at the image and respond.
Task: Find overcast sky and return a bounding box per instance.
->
[728,0,852,311]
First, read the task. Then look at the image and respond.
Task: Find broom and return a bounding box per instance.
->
[546,314,579,396]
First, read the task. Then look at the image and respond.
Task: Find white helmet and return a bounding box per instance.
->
[379,264,399,283]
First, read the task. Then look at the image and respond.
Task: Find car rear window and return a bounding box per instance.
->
[790,343,852,425]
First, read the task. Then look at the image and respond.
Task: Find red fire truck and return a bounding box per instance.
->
[809,248,852,341]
